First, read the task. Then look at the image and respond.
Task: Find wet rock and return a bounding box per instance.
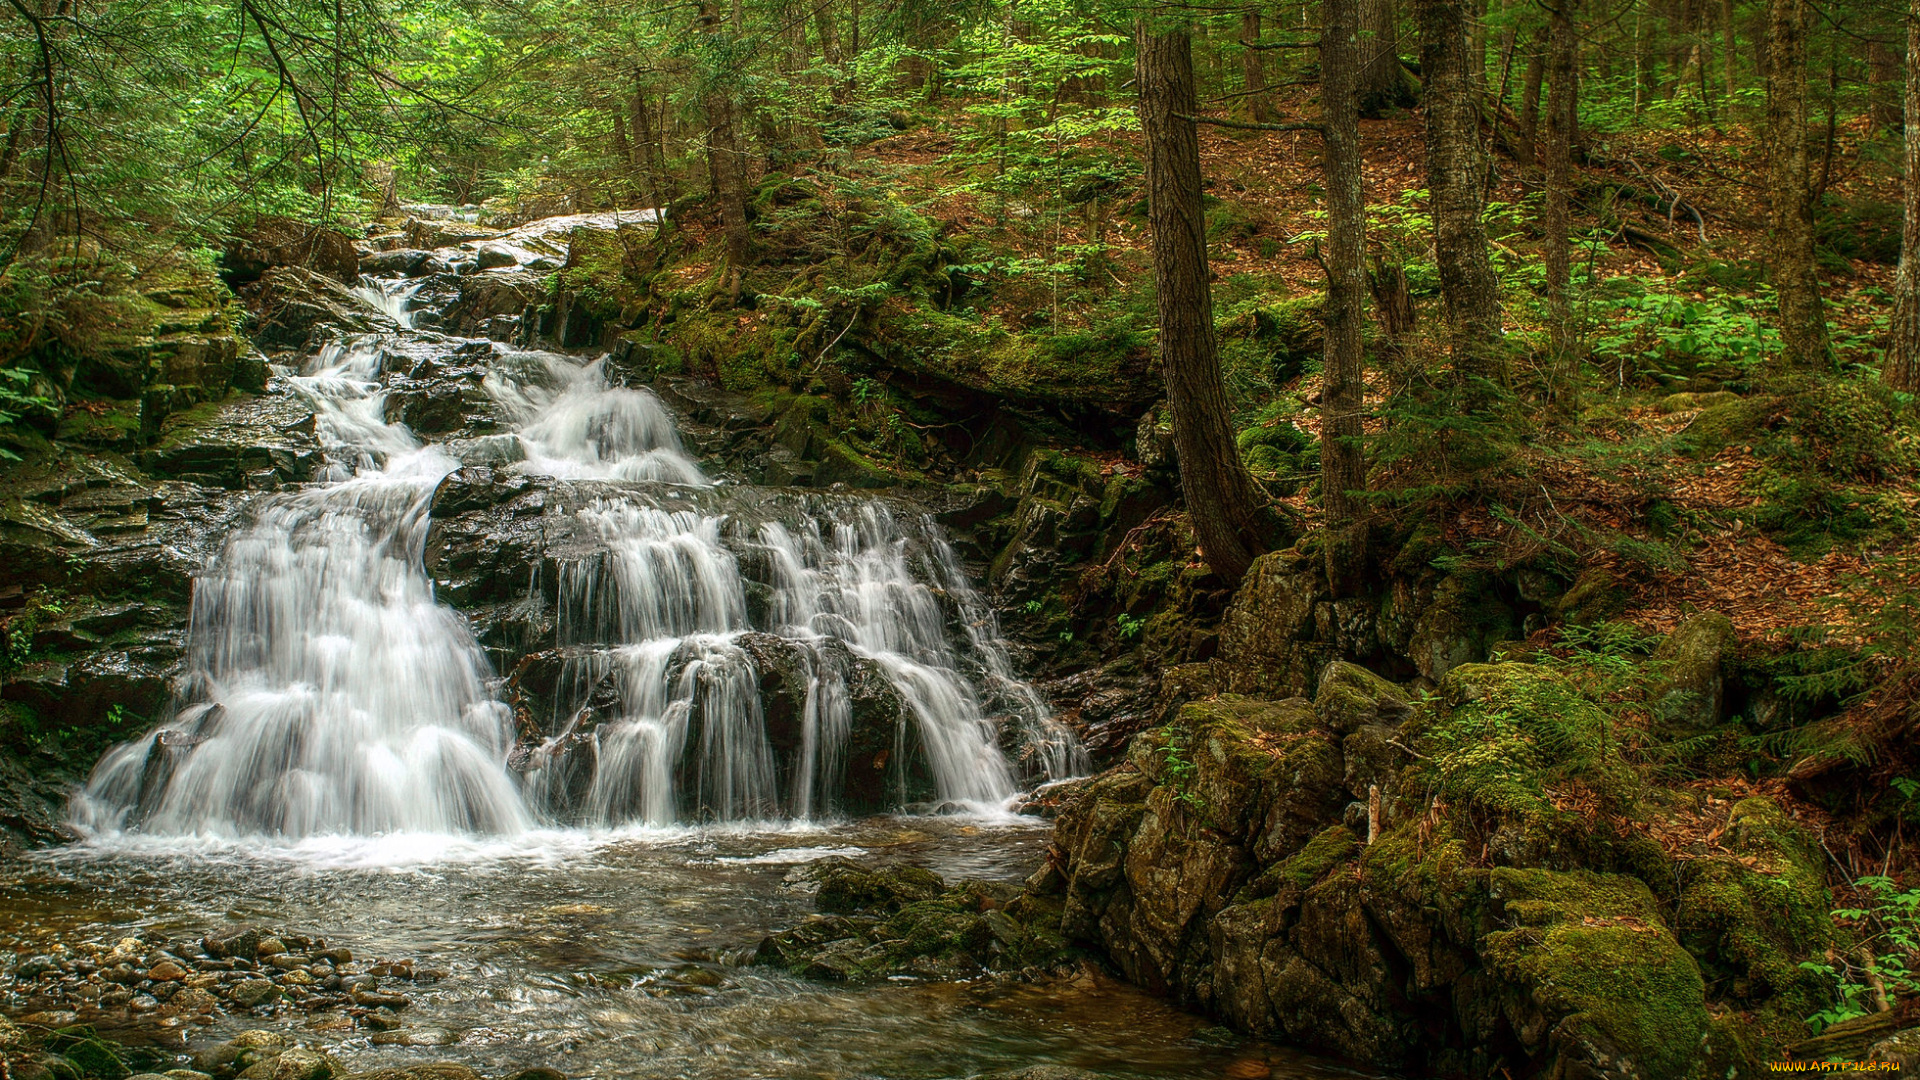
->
[146,960,187,982]
[359,1007,403,1031]
[815,862,945,914]
[269,1049,335,1080]
[229,979,281,1008]
[204,927,264,961]
[358,249,433,277]
[241,267,397,349]
[349,988,409,1009]
[499,1070,567,1080]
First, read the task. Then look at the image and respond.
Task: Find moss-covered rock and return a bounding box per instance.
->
[1650,611,1735,731]
[1481,868,1710,1078]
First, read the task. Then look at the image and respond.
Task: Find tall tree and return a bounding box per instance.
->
[1414,0,1504,398]
[1889,0,1920,393]
[1764,0,1831,368]
[1358,0,1414,115]
[1242,9,1273,124]
[1543,0,1580,375]
[1322,0,1369,594]
[1135,22,1270,585]
[697,3,752,271]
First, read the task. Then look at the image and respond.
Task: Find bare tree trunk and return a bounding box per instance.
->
[1888,0,1920,392]
[1416,0,1506,398]
[1765,0,1831,368]
[1242,9,1273,123]
[1544,0,1579,376]
[1323,0,1370,594]
[1135,23,1271,585]
[699,4,751,271]
[1359,0,1414,115]
[1518,30,1545,166]
[1722,0,1739,97]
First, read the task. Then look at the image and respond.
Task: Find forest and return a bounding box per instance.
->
[0,0,1917,1076]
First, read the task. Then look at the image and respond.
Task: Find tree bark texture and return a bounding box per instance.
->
[1888,0,1920,393]
[1358,0,1415,116]
[1135,23,1269,585]
[1415,0,1505,395]
[1764,0,1830,368]
[1242,10,1273,123]
[1543,0,1579,362]
[1322,0,1370,594]
[699,5,751,268]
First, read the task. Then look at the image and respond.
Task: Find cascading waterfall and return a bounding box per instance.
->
[74,231,1083,840]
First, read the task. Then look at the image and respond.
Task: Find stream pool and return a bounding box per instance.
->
[1,817,1380,1080]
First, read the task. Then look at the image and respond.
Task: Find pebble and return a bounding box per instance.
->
[148,959,188,981]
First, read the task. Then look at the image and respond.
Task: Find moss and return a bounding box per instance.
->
[1481,869,1710,1079]
[1678,395,1781,458]
[1406,664,1642,865]
[1264,825,1358,893]
[1675,797,1833,1040]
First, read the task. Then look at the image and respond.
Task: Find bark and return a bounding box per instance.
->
[1518,30,1545,166]
[1544,0,1579,366]
[1415,0,1505,395]
[1889,0,1920,393]
[1764,0,1831,368]
[700,5,751,268]
[1242,10,1273,124]
[1722,0,1739,97]
[1135,23,1270,585]
[1323,0,1370,594]
[1358,0,1414,116]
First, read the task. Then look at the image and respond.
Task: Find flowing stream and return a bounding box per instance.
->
[4,223,1374,1078]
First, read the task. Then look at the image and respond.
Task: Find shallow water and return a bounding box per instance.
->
[1,819,1377,1080]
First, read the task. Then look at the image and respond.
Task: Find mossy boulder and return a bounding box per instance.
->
[1674,797,1832,1035]
[1650,611,1736,731]
[1481,868,1710,1079]
[1678,395,1780,458]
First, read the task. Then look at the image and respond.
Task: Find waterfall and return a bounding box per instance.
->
[74,225,1083,840]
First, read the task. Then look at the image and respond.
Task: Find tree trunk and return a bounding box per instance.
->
[1543,0,1579,372]
[1359,0,1413,116]
[1242,10,1273,123]
[1764,0,1831,368]
[1722,0,1739,97]
[1518,30,1545,166]
[1415,0,1506,396]
[1888,0,1920,393]
[1322,0,1370,594]
[1135,23,1271,585]
[700,5,751,269]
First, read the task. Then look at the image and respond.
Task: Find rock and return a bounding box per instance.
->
[230,1030,290,1051]
[146,960,187,981]
[1650,611,1736,730]
[271,1049,335,1080]
[349,988,409,1009]
[225,216,360,283]
[360,1007,403,1031]
[975,1060,1113,1068]
[1312,661,1409,735]
[358,249,433,276]
[368,1028,455,1047]
[0,1014,24,1049]
[814,862,945,914]
[240,267,398,349]
[229,978,281,1008]
[254,937,287,958]
[1869,1027,1920,1067]
[500,1070,567,1080]
[204,927,264,960]
[169,987,219,1013]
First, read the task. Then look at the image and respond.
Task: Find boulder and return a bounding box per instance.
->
[225,216,360,283]
[1650,611,1736,730]
[241,267,397,349]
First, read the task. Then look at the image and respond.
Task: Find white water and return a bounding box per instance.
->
[75,234,1082,845]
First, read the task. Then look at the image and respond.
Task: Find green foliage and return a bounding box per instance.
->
[1802,875,1920,1033]
[1587,279,1783,385]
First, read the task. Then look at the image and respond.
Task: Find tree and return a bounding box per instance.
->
[1135,22,1270,585]
[1543,0,1581,382]
[1242,9,1273,124]
[1764,0,1831,368]
[1414,0,1504,398]
[1322,0,1369,594]
[1358,0,1415,116]
[1890,0,1920,394]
